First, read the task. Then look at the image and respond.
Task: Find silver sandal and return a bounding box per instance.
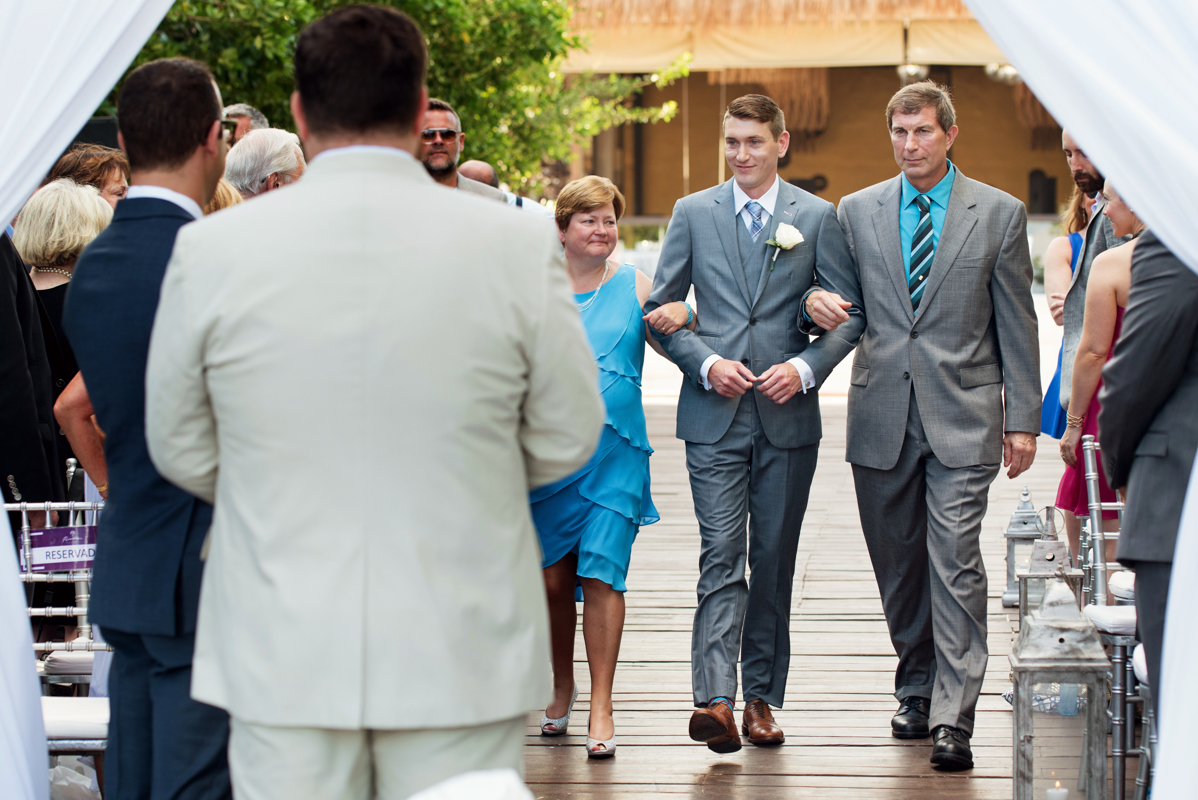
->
[586,714,617,759]
[540,684,578,736]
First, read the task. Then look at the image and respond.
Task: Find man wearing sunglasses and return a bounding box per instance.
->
[419,97,506,202]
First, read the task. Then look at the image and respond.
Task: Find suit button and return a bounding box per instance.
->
[903,372,910,380]
[741,358,750,366]
[910,331,919,339]
[55,378,65,387]
[749,317,758,326]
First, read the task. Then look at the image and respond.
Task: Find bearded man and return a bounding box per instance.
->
[418,98,505,202]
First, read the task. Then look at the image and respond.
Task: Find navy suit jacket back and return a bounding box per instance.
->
[63,198,213,637]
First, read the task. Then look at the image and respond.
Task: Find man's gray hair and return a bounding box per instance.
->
[224,128,305,197]
[223,103,269,130]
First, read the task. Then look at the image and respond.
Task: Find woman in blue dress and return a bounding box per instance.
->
[533,176,693,758]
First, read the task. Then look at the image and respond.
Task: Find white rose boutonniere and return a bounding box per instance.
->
[765,223,804,270]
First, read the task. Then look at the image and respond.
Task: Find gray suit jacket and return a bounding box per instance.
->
[457,174,507,202]
[1061,202,1120,409]
[645,178,863,449]
[1099,230,1198,565]
[834,172,1041,470]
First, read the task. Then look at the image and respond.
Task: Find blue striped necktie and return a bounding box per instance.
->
[746,200,765,242]
[909,194,934,311]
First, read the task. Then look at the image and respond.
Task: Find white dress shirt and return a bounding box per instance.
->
[698,176,816,395]
[124,184,203,220]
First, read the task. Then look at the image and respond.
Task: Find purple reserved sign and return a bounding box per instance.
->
[23,526,98,572]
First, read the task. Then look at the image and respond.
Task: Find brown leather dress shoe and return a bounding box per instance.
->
[742,699,785,745]
[688,703,742,753]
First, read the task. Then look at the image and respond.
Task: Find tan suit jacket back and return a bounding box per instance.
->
[145,150,603,729]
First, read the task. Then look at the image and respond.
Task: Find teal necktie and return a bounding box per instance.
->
[909,194,934,311]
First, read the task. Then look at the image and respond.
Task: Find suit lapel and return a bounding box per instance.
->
[916,176,978,313]
[711,180,753,308]
[870,178,914,325]
[750,182,797,310]
[1069,194,1105,292]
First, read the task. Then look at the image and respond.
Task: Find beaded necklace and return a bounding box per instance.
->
[575,260,613,313]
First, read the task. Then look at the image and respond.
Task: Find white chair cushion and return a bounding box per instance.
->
[1109,570,1136,601]
[44,651,94,675]
[1133,643,1149,686]
[1084,604,1137,636]
[42,697,108,739]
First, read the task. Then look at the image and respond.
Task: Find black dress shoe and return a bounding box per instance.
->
[930,725,974,771]
[891,697,931,739]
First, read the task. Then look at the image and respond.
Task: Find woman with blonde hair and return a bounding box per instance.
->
[534,175,691,758]
[13,179,113,464]
[204,177,244,214]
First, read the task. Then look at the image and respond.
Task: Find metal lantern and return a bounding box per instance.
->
[1011,578,1110,800]
[1004,487,1043,607]
[1016,539,1083,620]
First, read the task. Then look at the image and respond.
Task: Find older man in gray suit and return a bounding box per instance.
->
[645,94,864,753]
[806,82,1040,771]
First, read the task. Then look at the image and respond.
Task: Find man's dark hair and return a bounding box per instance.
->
[295,5,427,136]
[427,98,460,130]
[117,58,221,172]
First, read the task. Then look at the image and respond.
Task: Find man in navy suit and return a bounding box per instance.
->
[63,58,233,800]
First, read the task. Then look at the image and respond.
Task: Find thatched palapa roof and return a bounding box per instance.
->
[573,0,975,31]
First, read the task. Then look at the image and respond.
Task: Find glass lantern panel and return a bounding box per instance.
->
[1025,577,1048,612]
[1030,682,1093,798]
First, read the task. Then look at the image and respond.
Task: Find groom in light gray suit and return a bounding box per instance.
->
[806,82,1040,771]
[645,95,864,753]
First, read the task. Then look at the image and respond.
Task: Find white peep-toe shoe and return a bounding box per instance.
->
[586,734,616,759]
[540,684,578,736]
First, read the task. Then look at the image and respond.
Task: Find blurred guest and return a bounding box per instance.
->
[0,232,61,531]
[143,8,601,798]
[63,57,233,799]
[1059,131,1121,416]
[12,179,112,466]
[1099,229,1198,716]
[224,128,306,198]
[205,177,244,214]
[223,102,268,145]
[460,159,554,218]
[534,177,689,758]
[420,98,506,201]
[46,143,130,208]
[1058,183,1143,560]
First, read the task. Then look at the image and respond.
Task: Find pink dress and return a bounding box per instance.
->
[1056,306,1124,519]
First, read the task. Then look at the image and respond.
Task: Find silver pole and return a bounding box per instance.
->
[1081,435,1107,605]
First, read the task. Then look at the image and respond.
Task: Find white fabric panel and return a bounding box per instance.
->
[0,513,48,800]
[0,0,175,230]
[964,3,1198,797]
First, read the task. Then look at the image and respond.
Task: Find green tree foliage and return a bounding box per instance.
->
[101,0,686,192]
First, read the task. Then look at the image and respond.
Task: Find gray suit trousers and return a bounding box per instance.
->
[686,394,818,708]
[852,391,998,736]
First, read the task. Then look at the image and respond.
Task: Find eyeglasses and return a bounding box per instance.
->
[421,128,460,143]
[219,118,239,144]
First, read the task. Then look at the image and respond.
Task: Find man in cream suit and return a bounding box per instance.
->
[144,7,603,799]
[805,82,1040,771]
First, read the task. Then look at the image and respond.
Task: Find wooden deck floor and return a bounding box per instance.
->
[523,398,1066,799]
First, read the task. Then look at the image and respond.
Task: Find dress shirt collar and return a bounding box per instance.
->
[124,184,203,220]
[901,159,956,210]
[732,174,781,218]
[310,145,415,165]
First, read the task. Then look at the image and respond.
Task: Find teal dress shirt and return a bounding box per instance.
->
[900,160,956,276]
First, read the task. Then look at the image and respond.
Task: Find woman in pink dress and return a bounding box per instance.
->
[1058,183,1145,561]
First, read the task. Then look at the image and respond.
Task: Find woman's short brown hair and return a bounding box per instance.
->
[47,144,130,189]
[886,81,956,133]
[554,176,626,231]
[13,179,113,267]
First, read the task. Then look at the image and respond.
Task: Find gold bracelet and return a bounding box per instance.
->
[95,483,108,494]
[1065,413,1085,429]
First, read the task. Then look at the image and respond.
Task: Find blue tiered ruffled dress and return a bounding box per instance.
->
[530,264,659,591]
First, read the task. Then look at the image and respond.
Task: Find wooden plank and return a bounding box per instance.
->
[524,400,1065,796]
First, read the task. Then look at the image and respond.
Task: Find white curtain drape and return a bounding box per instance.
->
[0,513,46,800]
[0,0,175,229]
[965,2,1198,797]
[0,4,173,797]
